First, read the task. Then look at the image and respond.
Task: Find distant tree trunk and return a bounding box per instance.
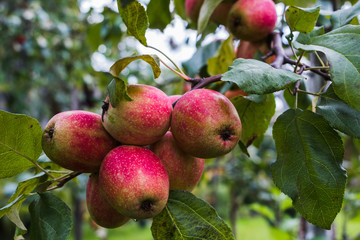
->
[229,186,240,237]
[73,195,84,240]
[299,217,336,240]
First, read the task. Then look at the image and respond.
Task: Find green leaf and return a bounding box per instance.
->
[86,23,102,52]
[109,54,161,79]
[0,110,43,178]
[0,173,47,231]
[0,173,47,217]
[250,203,275,222]
[151,190,235,240]
[283,81,311,109]
[117,0,149,46]
[294,25,360,111]
[232,94,275,146]
[29,192,73,240]
[182,40,222,78]
[108,54,160,107]
[14,226,27,240]
[277,0,316,8]
[271,109,346,229]
[350,16,360,25]
[207,36,235,76]
[7,203,27,231]
[330,1,360,29]
[316,85,360,138]
[238,141,250,157]
[285,6,320,33]
[197,0,222,34]
[147,0,171,31]
[295,26,325,43]
[174,0,187,20]
[118,0,136,8]
[222,59,303,94]
[107,78,132,107]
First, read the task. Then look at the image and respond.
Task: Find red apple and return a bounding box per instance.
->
[86,173,130,228]
[168,95,182,105]
[211,2,233,26]
[236,40,275,64]
[99,145,169,219]
[185,0,235,26]
[227,0,277,42]
[102,84,172,146]
[185,0,203,23]
[171,89,242,158]
[151,131,205,192]
[42,110,117,173]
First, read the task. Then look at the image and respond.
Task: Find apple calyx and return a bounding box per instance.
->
[140,200,153,212]
[219,125,235,142]
[45,127,55,139]
[231,16,242,29]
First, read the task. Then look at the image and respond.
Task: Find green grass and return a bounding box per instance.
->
[71,213,360,240]
[73,217,295,240]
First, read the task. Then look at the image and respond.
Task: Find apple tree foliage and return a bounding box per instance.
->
[0,0,360,239]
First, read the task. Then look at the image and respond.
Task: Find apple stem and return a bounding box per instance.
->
[190,74,222,90]
[147,45,187,76]
[159,58,191,81]
[45,171,82,191]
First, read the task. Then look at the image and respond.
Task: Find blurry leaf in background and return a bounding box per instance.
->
[174,0,187,20]
[86,22,102,52]
[183,40,222,77]
[207,35,235,76]
[197,0,222,34]
[276,0,316,7]
[118,0,136,8]
[147,0,171,31]
[331,1,360,29]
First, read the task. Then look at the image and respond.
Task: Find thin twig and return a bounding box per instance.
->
[269,31,286,69]
[267,32,332,80]
[148,45,186,76]
[314,51,326,67]
[0,142,56,179]
[159,59,191,81]
[46,172,82,191]
[297,89,321,97]
[191,74,223,90]
[284,56,331,80]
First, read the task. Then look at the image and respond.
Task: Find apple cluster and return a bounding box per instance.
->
[186,0,277,42]
[41,84,242,228]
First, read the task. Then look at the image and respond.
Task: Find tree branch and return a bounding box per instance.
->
[190,74,223,90]
[266,32,331,80]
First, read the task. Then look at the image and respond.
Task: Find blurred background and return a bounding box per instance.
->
[0,0,360,239]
